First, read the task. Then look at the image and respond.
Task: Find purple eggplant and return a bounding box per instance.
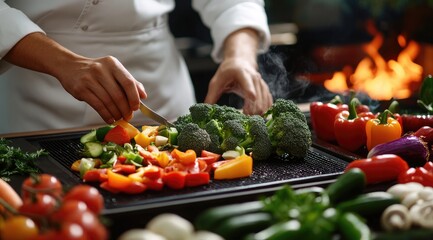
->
[367,135,429,167]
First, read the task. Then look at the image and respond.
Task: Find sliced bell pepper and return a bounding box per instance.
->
[142,165,162,180]
[113,119,140,139]
[128,167,146,182]
[185,172,210,187]
[366,110,402,151]
[121,181,147,194]
[162,171,186,190]
[143,177,164,191]
[345,154,409,184]
[107,169,133,190]
[310,96,348,141]
[334,98,374,151]
[171,149,196,165]
[113,163,137,175]
[134,126,159,148]
[83,169,108,183]
[104,125,131,145]
[201,150,221,161]
[214,155,253,180]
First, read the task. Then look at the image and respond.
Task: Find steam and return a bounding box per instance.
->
[258,46,311,100]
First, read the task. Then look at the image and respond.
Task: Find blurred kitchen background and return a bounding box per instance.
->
[169,0,433,108]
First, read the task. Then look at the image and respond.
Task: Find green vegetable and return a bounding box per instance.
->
[194,201,264,231]
[212,212,273,239]
[265,99,312,158]
[338,212,372,240]
[220,119,247,152]
[157,125,178,145]
[239,115,272,161]
[203,119,224,154]
[418,75,433,114]
[373,228,433,240]
[79,157,95,177]
[80,129,97,144]
[82,142,103,158]
[0,138,48,180]
[326,168,366,205]
[177,122,211,154]
[337,192,400,218]
[245,220,304,240]
[172,114,192,133]
[95,125,114,142]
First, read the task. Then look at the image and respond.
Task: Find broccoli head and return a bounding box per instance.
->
[177,123,211,155]
[212,105,246,123]
[189,103,214,127]
[239,115,272,161]
[203,119,224,154]
[220,119,247,152]
[264,98,306,123]
[267,112,312,158]
[173,114,192,133]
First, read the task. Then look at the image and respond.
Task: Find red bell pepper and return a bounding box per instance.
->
[103,125,130,145]
[345,154,409,184]
[143,177,164,191]
[334,98,374,152]
[185,172,210,187]
[310,96,348,141]
[162,171,186,190]
[83,169,108,183]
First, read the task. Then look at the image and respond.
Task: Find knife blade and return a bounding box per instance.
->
[139,101,174,127]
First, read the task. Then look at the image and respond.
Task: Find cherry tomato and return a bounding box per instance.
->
[51,200,88,222]
[63,210,107,240]
[19,193,57,218]
[21,174,63,200]
[58,222,88,240]
[0,215,39,240]
[63,185,104,215]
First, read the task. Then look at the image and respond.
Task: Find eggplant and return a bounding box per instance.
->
[367,135,429,167]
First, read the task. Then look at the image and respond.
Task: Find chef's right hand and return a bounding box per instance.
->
[56,56,147,124]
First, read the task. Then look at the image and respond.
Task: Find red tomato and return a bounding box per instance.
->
[51,200,88,222]
[62,210,108,240]
[21,174,63,200]
[398,167,433,187]
[63,185,104,215]
[424,161,433,172]
[57,222,88,240]
[0,216,39,240]
[19,193,57,218]
[345,154,409,184]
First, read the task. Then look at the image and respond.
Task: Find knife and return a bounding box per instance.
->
[139,100,174,127]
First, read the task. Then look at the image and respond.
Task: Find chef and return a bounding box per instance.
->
[0,0,271,134]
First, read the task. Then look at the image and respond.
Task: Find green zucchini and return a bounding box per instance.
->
[213,212,273,240]
[337,192,400,218]
[244,220,304,240]
[83,142,104,157]
[373,229,433,240]
[326,168,366,205]
[80,129,97,144]
[338,212,372,240]
[194,201,264,231]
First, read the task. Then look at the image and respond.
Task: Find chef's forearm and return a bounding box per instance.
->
[222,28,260,66]
[3,32,82,79]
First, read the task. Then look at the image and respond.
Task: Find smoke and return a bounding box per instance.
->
[258,46,311,101]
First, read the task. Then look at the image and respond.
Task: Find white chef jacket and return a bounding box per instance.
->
[0,0,270,134]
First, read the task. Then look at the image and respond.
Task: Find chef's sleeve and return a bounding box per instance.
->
[192,0,271,63]
[0,1,45,72]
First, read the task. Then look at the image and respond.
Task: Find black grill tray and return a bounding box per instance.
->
[7,131,349,216]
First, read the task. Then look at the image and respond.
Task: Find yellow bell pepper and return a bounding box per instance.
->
[134,126,159,147]
[128,167,146,182]
[114,119,140,139]
[214,155,253,180]
[366,110,402,151]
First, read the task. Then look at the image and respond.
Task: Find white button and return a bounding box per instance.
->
[92,0,99,5]
[81,25,89,31]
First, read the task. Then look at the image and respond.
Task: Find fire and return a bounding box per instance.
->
[324,34,423,100]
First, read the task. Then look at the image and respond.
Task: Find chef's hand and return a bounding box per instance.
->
[4,32,147,123]
[204,28,273,115]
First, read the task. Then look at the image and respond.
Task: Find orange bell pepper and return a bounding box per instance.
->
[114,119,140,139]
[366,110,402,151]
[107,169,133,189]
[171,149,196,165]
[214,155,253,180]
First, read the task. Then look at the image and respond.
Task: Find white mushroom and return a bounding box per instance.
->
[387,183,423,200]
[191,231,225,240]
[146,213,194,240]
[410,202,433,229]
[381,204,411,232]
[402,191,422,208]
[118,229,167,240]
[419,187,433,202]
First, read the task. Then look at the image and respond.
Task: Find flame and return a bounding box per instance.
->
[324,34,423,100]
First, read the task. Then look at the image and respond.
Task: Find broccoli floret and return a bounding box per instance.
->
[203,119,224,154]
[173,114,192,133]
[267,112,312,158]
[220,119,247,152]
[212,105,246,123]
[239,115,272,161]
[264,98,306,122]
[177,123,211,155]
[189,103,215,128]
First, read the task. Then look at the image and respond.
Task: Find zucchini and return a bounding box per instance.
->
[80,129,97,144]
[194,201,264,231]
[83,142,104,157]
[337,192,400,218]
[213,212,273,240]
[326,168,366,205]
[96,125,115,142]
[338,212,372,240]
[245,220,304,240]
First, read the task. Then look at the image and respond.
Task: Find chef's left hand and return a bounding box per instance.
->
[204,28,273,115]
[204,57,272,115]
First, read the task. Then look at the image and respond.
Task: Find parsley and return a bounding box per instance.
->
[0,138,48,180]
